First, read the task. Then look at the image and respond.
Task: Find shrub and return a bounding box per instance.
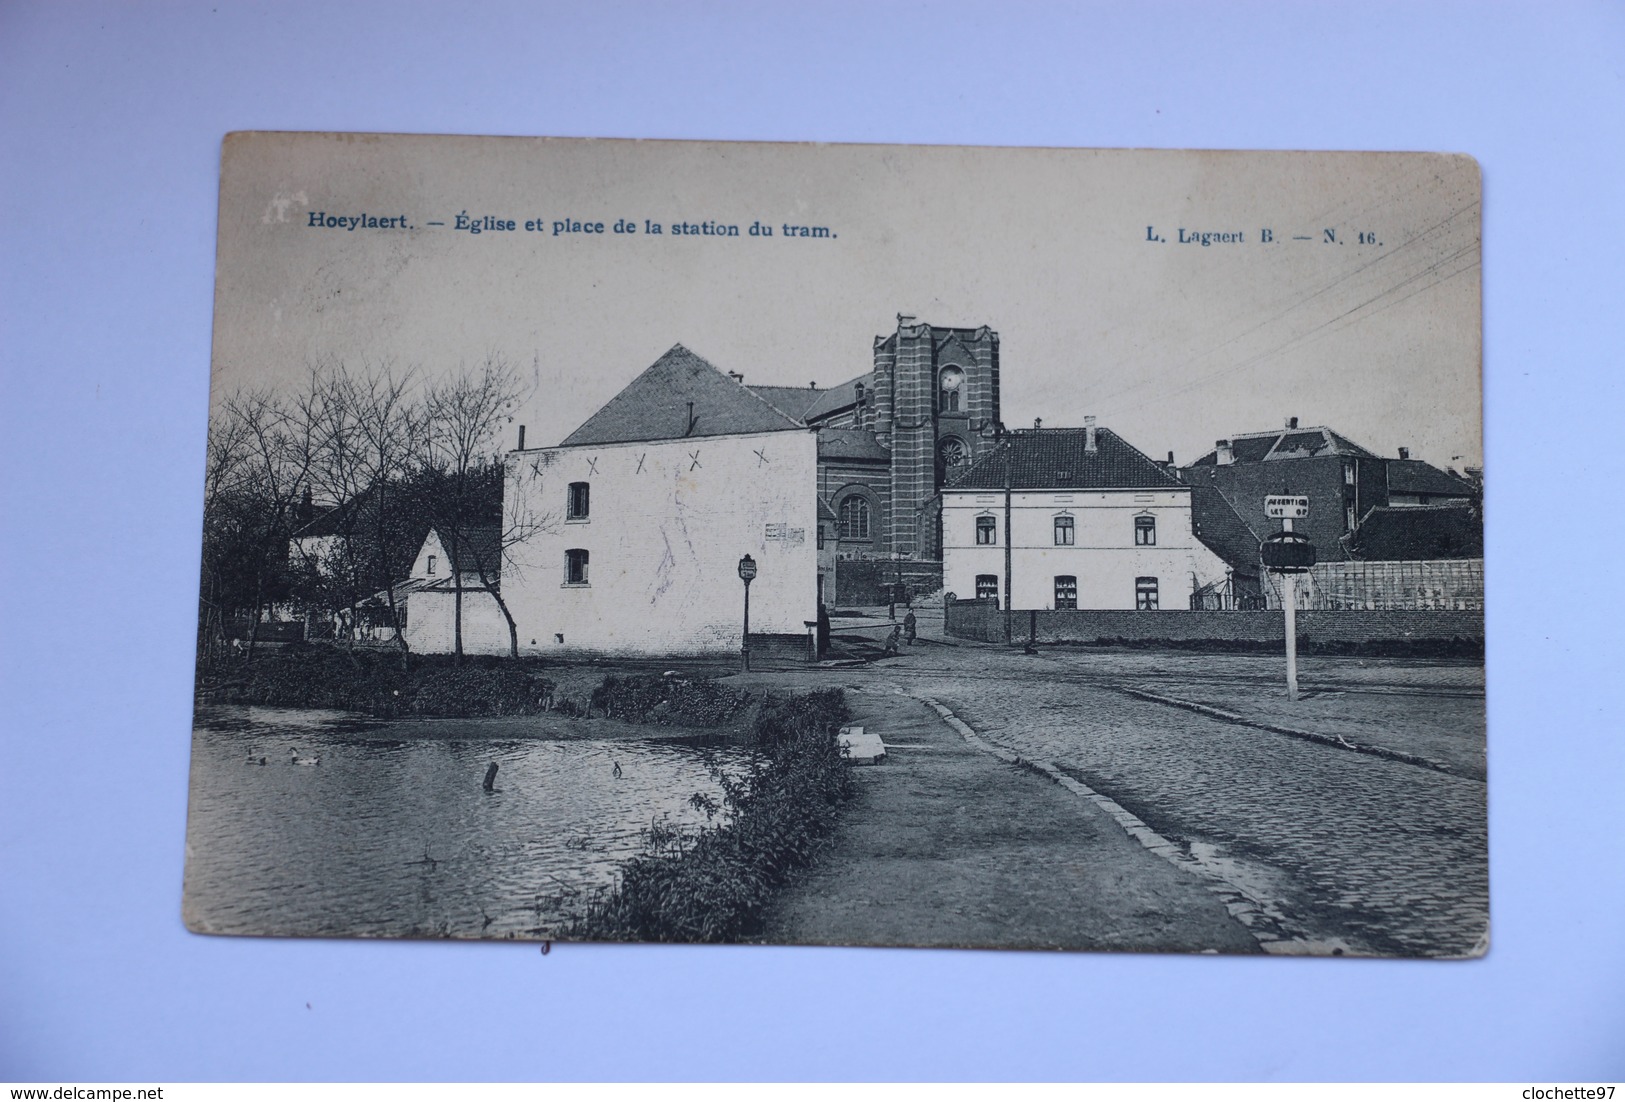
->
[587,674,747,727]
[571,689,854,943]
[200,644,557,718]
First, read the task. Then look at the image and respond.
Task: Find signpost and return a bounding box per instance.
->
[1260,496,1314,701]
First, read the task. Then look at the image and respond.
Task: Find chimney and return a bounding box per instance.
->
[1033,417,1043,431]
[727,371,744,384]
[1216,439,1234,466]
[897,313,917,328]
[1398,447,1410,460]
[809,381,817,390]
[854,382,865,403]
[1286,416,1299,430]
[1167,450,1175,466]
[517,425,526,450]
[1084,415,1097,453]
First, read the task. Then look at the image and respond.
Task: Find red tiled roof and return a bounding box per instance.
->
[945,427,1182,491]
[1386,459,1478,497]
[436,526,502,577]
[560,345,807,447]
[1187,426,1379,466]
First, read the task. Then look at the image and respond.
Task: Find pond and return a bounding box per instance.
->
[183,705,743,940]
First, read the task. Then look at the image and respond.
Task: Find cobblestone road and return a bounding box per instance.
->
[852,643,1488,958]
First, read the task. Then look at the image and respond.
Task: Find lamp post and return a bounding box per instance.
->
[737,553,757,672]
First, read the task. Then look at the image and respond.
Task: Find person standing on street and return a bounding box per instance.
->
[904,610,917,645]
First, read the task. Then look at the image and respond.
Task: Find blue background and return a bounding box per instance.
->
[2,1,1622,1081]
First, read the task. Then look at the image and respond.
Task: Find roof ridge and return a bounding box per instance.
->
[1097,425,1181,486]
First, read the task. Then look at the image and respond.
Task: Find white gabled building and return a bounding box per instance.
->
[942,420,1231,611]
[501,345,820,658]
[399,527,513,655]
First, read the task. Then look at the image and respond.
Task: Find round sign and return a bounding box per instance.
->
[1260,532,1316,572]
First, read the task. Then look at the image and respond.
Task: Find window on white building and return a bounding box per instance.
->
[975,574,999,603]
[1054,575,1078,609]
[1053,514,1075,546]
[839,495,871,540]
[426,555,437,576]
[1136,576,1159,610]
[565,548,589,585]
[567,481,590,520]
[975,515,996,545]
[1135,515,1156,546]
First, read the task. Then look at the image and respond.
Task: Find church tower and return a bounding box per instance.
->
[872,315,1001,557]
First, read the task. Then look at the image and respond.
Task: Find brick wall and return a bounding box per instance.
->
[945,597,1006,642]
[945,601,1484,647]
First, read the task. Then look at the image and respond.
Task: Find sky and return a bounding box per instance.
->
[212,135,1482,472]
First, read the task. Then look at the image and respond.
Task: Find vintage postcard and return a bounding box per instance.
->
[186,133,1484,956]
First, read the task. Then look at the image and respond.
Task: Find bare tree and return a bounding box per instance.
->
[422,354,529,661]
[206,380,325,660]
[341,361,425,659]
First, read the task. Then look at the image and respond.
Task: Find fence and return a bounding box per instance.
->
[1266,559,1484,611]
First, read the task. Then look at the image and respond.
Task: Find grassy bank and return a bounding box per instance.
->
[197,645,772,725]
[196,644,559,718]
[571,689,856,943]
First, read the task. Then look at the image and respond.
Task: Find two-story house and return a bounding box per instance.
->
[942,420,1231,611]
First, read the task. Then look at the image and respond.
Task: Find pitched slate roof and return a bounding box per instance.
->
[1352,504,1483,560]
[803,373,875,422]
[1386,459,1479,498]
[1189,484,1266,574]
[1187,426,1379,466]
[561,344,807,447]
[746,384,827,421]
[817,427,889,463]
[946,428,1182,491]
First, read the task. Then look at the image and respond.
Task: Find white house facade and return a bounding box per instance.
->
[943,422,1231,611]
[400,527,512,655]
[501,345,821,657]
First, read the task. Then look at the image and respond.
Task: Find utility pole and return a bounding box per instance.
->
[1003,447,1013,645]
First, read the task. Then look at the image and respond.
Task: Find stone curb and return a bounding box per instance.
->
[1118,687,1468,779]
[916,696,1317,955]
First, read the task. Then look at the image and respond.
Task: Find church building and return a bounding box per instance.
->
[501,314,1005,654]
[744,314,1003,590]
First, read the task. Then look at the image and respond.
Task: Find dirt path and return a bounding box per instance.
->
[754,683,1260,953]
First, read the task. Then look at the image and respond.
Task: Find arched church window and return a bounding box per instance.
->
[939,366,964,412]
[838,495,871,541]
[939,436,968,471]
